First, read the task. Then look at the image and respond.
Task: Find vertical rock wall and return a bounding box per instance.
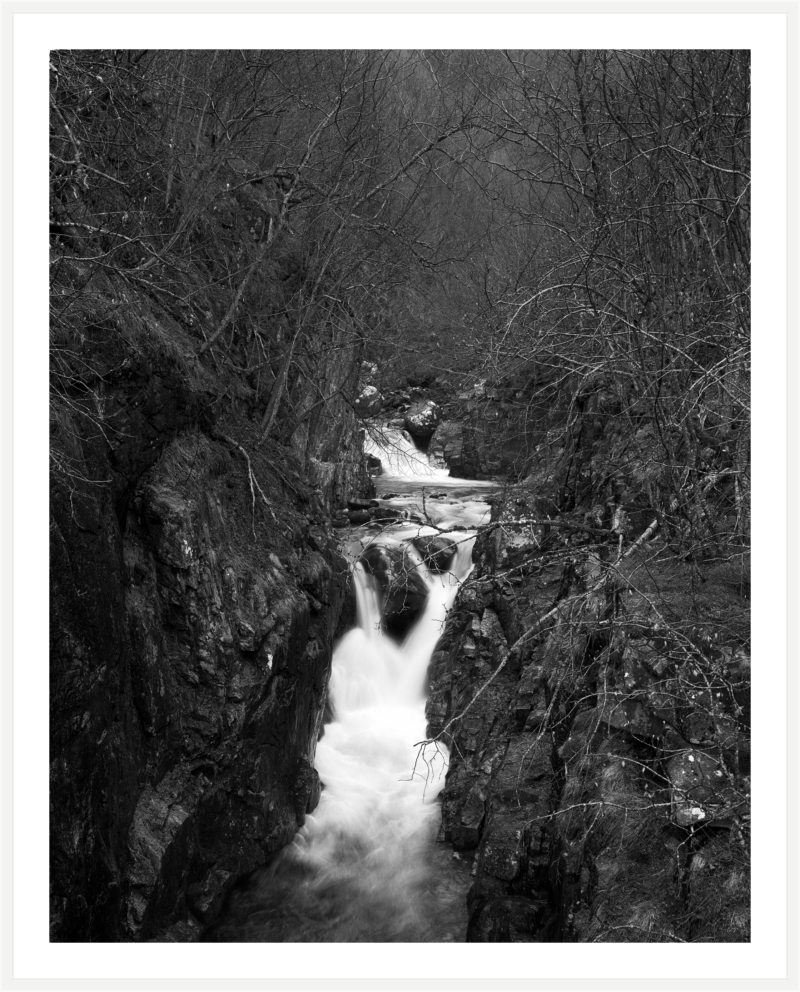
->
[50,323,370,941]
[426,493,751,943]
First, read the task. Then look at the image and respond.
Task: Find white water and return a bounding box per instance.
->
[312,537,473,838]
[365,426,496,532]
[268,531,476,941]
[208,426,497,942]
[364,426,446,481]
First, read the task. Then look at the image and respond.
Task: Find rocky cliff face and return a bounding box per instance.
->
[383,368,567,482]
[426,491,751,943]
[50,307,370,941]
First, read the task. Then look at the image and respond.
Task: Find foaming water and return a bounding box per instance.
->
[205,531,475,942]
[204,429,491,943]
[365,425,498,532]
[364,427,446,481]
[285,538,473,940]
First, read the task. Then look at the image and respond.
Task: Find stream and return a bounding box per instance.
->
[205,427,498,942]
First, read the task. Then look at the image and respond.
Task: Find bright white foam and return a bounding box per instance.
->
[213,428,490,939]
[281,530,475,937]
[311,531,473,824]
[364,425,497,532]
[364,427,450,482]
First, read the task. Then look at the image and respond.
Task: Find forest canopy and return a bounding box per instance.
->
[50,47,750,546]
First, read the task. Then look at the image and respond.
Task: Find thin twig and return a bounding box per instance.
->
[214,431,277,532]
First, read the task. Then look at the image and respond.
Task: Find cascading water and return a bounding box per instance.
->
[205,426,496,942]
[363,426,437,479]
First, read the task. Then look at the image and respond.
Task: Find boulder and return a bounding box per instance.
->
[403,400,441,439]
[358,543,428,637]
[347,498,378,511]
[354,385,383,417]
[368,505,403,522]
[413,535,457,572]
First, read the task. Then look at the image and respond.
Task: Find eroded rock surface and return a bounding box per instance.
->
[50,323,371,942]
[413,535,457,572]
[358,543,429,637]
[426,490,751,943]
[404,400,441,439]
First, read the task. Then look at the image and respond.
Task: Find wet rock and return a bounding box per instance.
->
[368,505,403,522]
[413,535,457,571]
[403,400,441,439]
[347,498,378,511]
[358,543,428,637]
[346,509,371,524]
[354,385,383,416]
[383,578,428,635]
[428,420,464,472]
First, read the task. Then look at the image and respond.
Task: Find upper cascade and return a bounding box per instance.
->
[364,427,449,481]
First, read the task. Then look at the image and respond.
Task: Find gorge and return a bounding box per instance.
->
[204,432,490,941]
[48,48,751,945]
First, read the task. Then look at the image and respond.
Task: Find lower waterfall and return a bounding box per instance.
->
[204,428,496,942]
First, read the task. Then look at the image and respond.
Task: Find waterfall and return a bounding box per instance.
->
[315,532,473,824]
[283,532,475,940]
[364,427,448,481]
[205,424,496,942]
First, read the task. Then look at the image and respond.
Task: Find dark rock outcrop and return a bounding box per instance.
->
[428,421,463,472]
[427,489,751,943]
[358,543,429,637]
[413,535,457,572]
[428,417,521,480]
[354,385,384,417]
[404,400,441,439]
[50,309,371,942]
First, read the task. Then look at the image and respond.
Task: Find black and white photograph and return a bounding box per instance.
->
[5,4,792,985]
[47,44,754,946]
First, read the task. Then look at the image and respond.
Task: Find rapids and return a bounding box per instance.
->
[204,426,498,942]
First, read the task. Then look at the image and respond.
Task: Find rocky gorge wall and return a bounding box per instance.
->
[371,365,572,483]
[425,491,751,943]
[50,292,749,943]
[50,306,371,941]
